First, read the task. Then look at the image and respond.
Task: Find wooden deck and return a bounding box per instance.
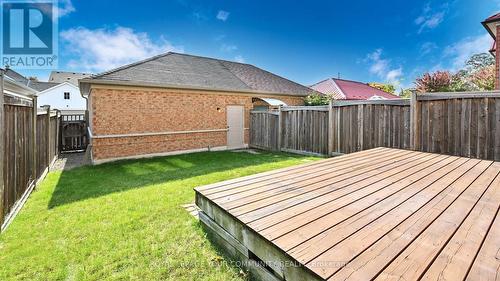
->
[195,148,500,281]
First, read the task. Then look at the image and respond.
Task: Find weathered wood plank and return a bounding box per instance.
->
[418,91,500,100]
[375,161,497,281]
[226,151,414,215]
[466,194,500,281]
[421,164,500,281]
[0,72,5,224]
[252,95,500,162]
[197,148,388,194]
[310,157,480,279]
[243,152,437,227]
[328,159,488,281]
[196,149,500,281]
[210,149,398,203]
[287,156,467,263]
[267,154,456,247]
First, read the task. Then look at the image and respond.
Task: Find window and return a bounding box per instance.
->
[64,92,70,100]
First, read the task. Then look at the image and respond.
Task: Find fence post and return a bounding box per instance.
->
[46,106,51,169]
[32,96,37,182]
[0,69,5,224]
[328,99,334,156]
[277,106,282,151]
[55,111,60,155]
[410,91,418,151]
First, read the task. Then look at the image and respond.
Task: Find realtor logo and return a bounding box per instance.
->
[1,0,58,69]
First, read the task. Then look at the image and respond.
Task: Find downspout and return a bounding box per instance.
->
[79,81,93,163]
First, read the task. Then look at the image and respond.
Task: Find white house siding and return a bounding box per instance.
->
[37,82,86,113]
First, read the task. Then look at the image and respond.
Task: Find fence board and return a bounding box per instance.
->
[323,102,410,154]
[1,94,59,230]
[250,102,410,156]
[249,94,500,160]
[280,108,329,155]
[414,94,500,161]
[249,111,279,151]
[2,104,35,227]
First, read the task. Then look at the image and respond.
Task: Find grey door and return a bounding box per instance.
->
[226,105,244,149]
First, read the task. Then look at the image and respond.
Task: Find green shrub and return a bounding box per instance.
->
[304,92,331,106]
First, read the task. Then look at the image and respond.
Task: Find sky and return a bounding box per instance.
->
[17,0,500,90]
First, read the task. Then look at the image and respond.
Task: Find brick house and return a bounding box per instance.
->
[482,13,500,89]
[79,52,312,164]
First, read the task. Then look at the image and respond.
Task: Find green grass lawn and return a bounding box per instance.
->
[0,150,317,281]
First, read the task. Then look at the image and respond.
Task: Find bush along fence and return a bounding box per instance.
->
[250,91,500,161]
[1,88,60,231]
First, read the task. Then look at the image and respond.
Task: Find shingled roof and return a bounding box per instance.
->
[49,71,92,86]
[310,78,400,100]
[86,52,312,96]
[4,68,59,92]
[28,81,60,92]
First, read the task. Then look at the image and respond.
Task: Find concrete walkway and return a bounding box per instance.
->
[51,152,89,171]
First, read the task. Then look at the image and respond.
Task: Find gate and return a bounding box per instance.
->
[60,114,88,152]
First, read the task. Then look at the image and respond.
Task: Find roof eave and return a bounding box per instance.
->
[330,79,347,99]
[79,78,311,97]
[37,81,78,96]
[482,19,499,39]
[3,76,38,96]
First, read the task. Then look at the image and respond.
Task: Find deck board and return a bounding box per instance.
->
[212,149,407,206]
[266,155,459,244]
[289,157,472,263]
[195,148,500,281]
[422,164,500,281]
[227,150,416,216]
[208,148,397,201]
[244,153,443,227]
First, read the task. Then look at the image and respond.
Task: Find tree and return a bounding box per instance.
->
[304,92,331,106]
[470,65,495,91]
[415,71,452,93]
[465,53,494,71]
[450,70,475,92]
[399,88,413,98]
[413,52,495,93]
[368,82,396,94]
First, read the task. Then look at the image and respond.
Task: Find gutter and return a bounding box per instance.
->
[3,75,38,96]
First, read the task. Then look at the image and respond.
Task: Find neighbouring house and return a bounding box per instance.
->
[2,69,38,100]
[482,13,500,89]
[310,78,400,100]
[36,82,86,114]
[48,71,92,85]
[38,71,91,114]
[4,68,90,114]
[79,52,312,164]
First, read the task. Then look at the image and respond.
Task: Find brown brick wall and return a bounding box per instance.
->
[90,85,304,161]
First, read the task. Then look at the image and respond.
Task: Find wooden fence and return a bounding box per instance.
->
[249,111,279,151]
[331,100,411,154]
[1,91,59,231]
[281,106,329,155]
[250,100,410,156]
[60,114,88,152]
[250,92,500,161]
[412,92,500,161]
